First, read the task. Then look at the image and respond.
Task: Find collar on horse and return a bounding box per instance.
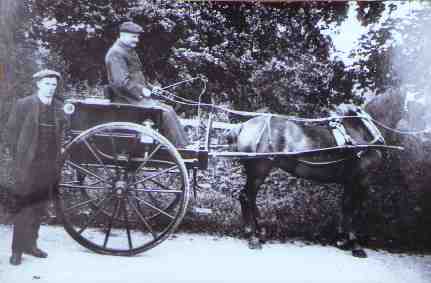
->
[328,107,385,147]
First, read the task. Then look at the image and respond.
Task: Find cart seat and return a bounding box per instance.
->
[103,84,136,104]
[64,97,164,134]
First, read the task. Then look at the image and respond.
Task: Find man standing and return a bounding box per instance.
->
[105,21,189,147]
[5,69,65,265]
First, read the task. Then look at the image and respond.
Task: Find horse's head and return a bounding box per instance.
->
[364,91,405,131]
[331,103,375,144]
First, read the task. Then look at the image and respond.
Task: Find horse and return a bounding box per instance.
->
[226,92,404,258]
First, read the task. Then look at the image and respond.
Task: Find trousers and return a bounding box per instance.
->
[11,200,47,253]
[11,160,56,253]
[136,99,189,147]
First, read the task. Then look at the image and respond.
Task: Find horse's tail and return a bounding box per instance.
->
[226,123,243,150]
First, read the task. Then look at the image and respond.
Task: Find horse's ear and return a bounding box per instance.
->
[333,103,358,116]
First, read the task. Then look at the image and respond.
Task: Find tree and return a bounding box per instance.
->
[353,2,431,249]
[0,0,41,126]
[29,0,353,117]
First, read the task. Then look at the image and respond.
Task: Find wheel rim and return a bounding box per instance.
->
[56,122,190,255]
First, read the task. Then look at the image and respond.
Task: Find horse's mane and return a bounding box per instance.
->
[364,91,405,128]
[330,103,361,117]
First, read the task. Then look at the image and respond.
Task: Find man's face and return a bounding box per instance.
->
[37,77,58,100]
[120,32,140,48]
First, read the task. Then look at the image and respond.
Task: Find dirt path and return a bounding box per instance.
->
[1,225,430,283]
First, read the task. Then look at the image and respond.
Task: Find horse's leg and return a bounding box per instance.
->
[339,180,368,258]
[348,150,381,258]
[247,176,265,249]
[243,160,272,249]
[350,180,369,258]
[338,185,353,250]
[242,177,261,249]
[239,187,252,237]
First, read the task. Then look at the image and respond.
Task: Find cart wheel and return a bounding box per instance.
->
[56,122,190,256]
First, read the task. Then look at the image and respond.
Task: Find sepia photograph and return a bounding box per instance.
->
[1,0,431,282]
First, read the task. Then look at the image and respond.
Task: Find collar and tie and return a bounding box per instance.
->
[39,100,56,127]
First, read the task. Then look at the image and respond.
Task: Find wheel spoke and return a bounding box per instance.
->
[103,199,121,248]
[133,188,183,194]
[82,179,104,187]
[145,173,181,192]
[64,195,105,213]
[61,180,81,185]
[122,197,133,250]
[133,165,178,186]
[135,143,162,174]
[131,195,175,220]
[145,192,162,210]
[83,138,114,180]
[65,160,109,184]
[135,159,176,167]
[77,194,114,235]
[60,177,104,189]
[127,197,157,239]
[59,184,106,190]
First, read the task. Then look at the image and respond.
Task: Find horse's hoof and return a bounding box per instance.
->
[244,227,253,238]
[248,238,262,250]
[352,249,368,258]
[259,227,267,244]
[336,239,353,251]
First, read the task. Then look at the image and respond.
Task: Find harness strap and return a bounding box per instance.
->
[267,116,273,149]
[255,116,273,151]
[357,108,385,144]
[329,118,354,146]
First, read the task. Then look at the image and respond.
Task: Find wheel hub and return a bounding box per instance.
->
[113,169,128,197]
[114,180,127,196]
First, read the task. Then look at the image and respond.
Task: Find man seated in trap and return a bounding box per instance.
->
[105,21,189,148]
[4,69,66,266]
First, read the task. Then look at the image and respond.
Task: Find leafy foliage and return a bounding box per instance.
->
[28,1,355,116]
[3,1,431,251]
[0,0,37,124]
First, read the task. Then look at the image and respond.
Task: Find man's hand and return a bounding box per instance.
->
[142,88,152,98]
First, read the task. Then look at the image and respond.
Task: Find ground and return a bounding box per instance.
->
[1,225,431,283]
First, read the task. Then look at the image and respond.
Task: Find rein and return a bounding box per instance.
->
[157,81,409,166]
[157,86,429,137]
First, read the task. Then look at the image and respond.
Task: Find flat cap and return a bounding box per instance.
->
[33,69,61,80]
[119,21,144,34]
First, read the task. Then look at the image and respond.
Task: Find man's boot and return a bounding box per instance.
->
[9,252,22,265]
[24,246,48,258]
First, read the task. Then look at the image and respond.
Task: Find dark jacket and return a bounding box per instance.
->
[104,39,188,147]
[4,94,66,196]
[105,39,154,103]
